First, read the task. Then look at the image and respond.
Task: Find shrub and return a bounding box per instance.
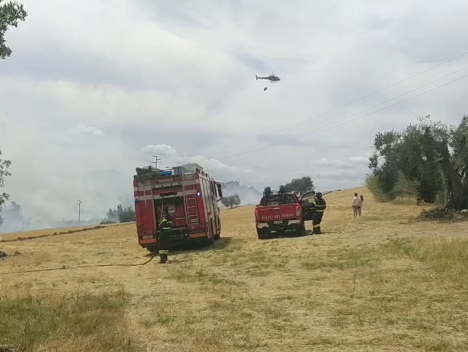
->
[419,207,468,221]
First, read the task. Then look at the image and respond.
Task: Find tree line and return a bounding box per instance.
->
[367,115,468,211]
[220,194,241,209]
[101,205,135,224]
[280,176,315,196]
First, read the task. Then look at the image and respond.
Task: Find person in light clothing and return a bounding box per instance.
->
[352,193,362,218]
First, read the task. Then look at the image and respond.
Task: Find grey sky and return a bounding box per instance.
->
[0,0,467,223]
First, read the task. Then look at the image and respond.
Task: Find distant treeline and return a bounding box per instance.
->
[101,205,135,224]
[220,194,241,209]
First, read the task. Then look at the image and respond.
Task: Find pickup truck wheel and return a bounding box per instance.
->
[297,224,306,237]
[257,229,267,240]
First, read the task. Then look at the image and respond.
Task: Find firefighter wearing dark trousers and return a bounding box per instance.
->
[305,193,317,229]
[312,192,327,234]
[158,207,173,264]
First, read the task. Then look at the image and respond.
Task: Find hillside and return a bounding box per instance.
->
[1,187,467,351]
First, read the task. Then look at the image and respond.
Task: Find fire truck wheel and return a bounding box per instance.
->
[205,219,215,244]
[206,235,214,245]
[147,246,158,254]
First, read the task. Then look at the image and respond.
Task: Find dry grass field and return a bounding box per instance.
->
[0,223,121,242]
[1,187,468,352]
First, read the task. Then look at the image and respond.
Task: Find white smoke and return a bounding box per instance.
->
[220,181,262,205]
[0,200,104,233]
[0,129,262,233]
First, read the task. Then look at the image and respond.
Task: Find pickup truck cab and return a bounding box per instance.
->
[254,188,315,239]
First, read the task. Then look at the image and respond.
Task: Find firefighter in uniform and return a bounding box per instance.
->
[157,207,173,264]
[312,192,327,234]
[304,191,316,229]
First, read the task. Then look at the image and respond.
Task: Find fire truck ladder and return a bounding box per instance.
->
[182,174,199,225]
[185,193,199,225]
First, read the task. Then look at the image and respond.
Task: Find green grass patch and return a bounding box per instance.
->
[0,289,137,352]
[385,237,468,277]
[302,247,379,271]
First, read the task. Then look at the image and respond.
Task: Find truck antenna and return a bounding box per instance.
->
[151,155,161,169]
[77,200,83,226]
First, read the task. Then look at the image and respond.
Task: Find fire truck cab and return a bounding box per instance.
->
[133,163,223,252]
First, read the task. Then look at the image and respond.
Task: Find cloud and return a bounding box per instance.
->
[183,154,258,179]
[140,144,258,184]
[142,144,177,156]
[1,0,468,230]
[65,122,105,136]
[349,156,370,163]
[312,157,369,169]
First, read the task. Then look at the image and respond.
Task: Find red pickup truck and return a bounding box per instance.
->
[254,188,315,239]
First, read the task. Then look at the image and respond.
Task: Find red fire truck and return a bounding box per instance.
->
[133,163,223,252]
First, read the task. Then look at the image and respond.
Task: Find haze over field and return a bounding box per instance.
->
[1,0,468,227]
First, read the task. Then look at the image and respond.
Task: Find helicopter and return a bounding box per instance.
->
[255,72,281,82]
[256,72,281,91]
